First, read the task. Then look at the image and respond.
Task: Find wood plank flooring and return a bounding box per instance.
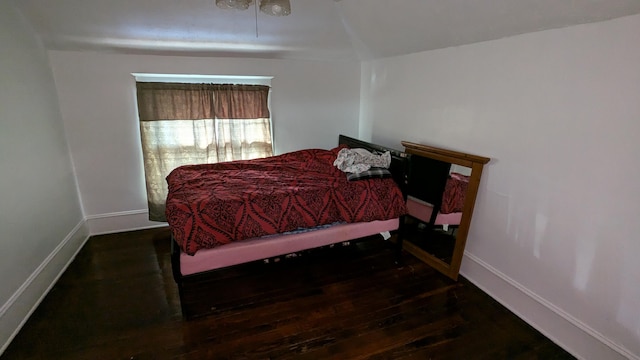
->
[1,227,575,359]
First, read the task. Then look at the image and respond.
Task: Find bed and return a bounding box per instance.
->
[167,134,408,318]
[402,151,471,235]
[405,172,469,229]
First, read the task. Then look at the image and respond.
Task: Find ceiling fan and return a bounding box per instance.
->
[215,0,291,16]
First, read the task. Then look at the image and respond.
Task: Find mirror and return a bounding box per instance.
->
[399,141,489,280]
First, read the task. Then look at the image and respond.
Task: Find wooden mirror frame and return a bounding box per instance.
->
[400,141,490,280]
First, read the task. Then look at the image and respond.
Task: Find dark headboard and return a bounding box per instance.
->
[338,134,408,193]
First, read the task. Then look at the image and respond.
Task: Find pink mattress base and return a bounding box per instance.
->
[406,196,462,226]
[179,218,399,276]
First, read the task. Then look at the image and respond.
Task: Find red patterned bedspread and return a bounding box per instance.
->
[440,173,469,214]
[166,147,407,255]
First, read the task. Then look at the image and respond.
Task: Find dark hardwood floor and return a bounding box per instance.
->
[1,228,574,360]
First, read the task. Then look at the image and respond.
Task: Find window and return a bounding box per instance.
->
[135,79,273,221]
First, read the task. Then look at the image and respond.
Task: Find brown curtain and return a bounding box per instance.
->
[136,83,270,121]
[136,82,273,221]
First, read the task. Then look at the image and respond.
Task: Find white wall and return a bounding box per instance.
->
[361,14,640,359]
[48,51,361,233]
[0,2,88,354]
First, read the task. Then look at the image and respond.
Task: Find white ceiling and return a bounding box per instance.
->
[14,0,640,61]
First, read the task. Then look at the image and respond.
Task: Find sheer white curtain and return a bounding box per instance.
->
[136,83,273,221]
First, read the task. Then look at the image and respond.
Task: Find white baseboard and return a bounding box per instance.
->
[85,209,167,235]
[461,252,638,360]
[0,220,90,355]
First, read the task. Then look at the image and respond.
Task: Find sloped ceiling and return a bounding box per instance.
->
[14,0,640,61]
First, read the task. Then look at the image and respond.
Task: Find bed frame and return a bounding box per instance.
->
[170,134,409,319]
